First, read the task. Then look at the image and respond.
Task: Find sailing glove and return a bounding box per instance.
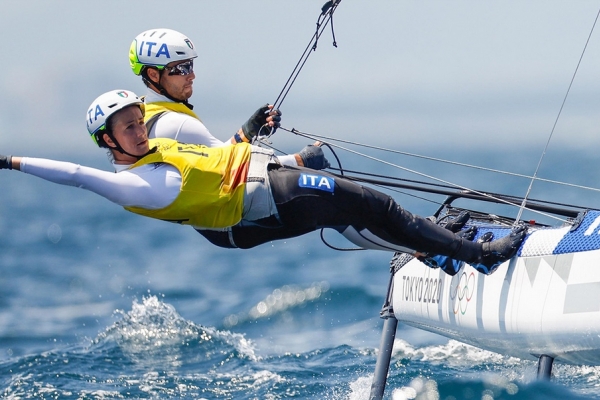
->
[443,211,471,233]
[474,225,527,274]
[0,155,12,170]
[299,145,330,170]
[242,104,282,140]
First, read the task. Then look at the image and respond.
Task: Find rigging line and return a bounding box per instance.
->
[281,127,600,193]
[329,167,591,210]
[283,127,570,223]
[275,126,585,212]
[329,167,460,190]
[272,0,341,110]
[515,7,600,224]
[259,125,592,213]
[254,1,341,147]
[260,138,469,205]
[342,173,591,214]
[368,182,443,205]
[257,139,583,210]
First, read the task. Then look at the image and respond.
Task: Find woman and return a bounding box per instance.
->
[0,90,527,273]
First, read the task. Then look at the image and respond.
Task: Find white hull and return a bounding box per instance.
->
[392,210,600,365]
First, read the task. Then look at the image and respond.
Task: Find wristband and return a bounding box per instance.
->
[0,155,12,170]
[234,132,249,143]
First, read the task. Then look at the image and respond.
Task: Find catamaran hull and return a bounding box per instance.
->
[392,210,600,366]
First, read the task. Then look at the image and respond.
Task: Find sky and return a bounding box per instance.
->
[2,1,600,191]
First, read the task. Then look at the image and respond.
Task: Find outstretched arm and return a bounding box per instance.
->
[2,155,179,209]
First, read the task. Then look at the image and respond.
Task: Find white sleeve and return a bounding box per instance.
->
[150,112,227,147]
[148,111,300,162]
[19,157,180,209]
[277,154,298,167]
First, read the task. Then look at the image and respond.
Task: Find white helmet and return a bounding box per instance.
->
[129,28,198,76]
[86,89,145,147]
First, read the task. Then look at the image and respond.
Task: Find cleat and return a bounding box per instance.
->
[474,225,527,274]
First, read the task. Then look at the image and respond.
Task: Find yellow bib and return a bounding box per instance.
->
[144,101,203,123]
[124,138,252,228]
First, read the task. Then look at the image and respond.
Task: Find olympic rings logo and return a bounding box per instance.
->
[449,271,475,315]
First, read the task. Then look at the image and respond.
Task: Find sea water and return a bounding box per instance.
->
[1,158,600,399]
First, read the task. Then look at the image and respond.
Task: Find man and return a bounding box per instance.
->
[0,89,527,274]
[129,28,311,164]
[129,28,329,247]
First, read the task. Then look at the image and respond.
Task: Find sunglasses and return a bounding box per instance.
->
[164,60,194,76]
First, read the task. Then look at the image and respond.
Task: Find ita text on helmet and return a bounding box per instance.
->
[86,89,145,147]
[129,28,198,76]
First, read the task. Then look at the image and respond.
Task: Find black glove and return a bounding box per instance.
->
[241,104,282,140]
[457,226,478,241]
[442,211,470,233]
[0,155,12,170]
[298,145,330,170]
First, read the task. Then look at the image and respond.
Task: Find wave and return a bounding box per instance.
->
[93,295,259,363]
[2,296,599,399]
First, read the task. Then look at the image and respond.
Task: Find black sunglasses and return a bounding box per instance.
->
[164,60,194,76]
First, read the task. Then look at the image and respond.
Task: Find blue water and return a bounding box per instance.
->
[2,153,600,399]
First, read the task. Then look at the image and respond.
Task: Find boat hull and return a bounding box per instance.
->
[392,210,600,365]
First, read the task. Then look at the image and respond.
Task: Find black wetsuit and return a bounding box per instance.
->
[198,165,483,263]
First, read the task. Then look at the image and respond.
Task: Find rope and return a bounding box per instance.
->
[254,1,342,145]
[514,7,600,224]
[272,0,341,110]
[281,127,600,194]
[279,127,572,223]
[255,3,600,230]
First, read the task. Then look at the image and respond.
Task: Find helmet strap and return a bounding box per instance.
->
[142,68,194,110]
[105,131,157,161]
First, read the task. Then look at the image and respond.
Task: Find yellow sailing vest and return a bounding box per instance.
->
[143,101,203,123]
[124,138,252,228]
